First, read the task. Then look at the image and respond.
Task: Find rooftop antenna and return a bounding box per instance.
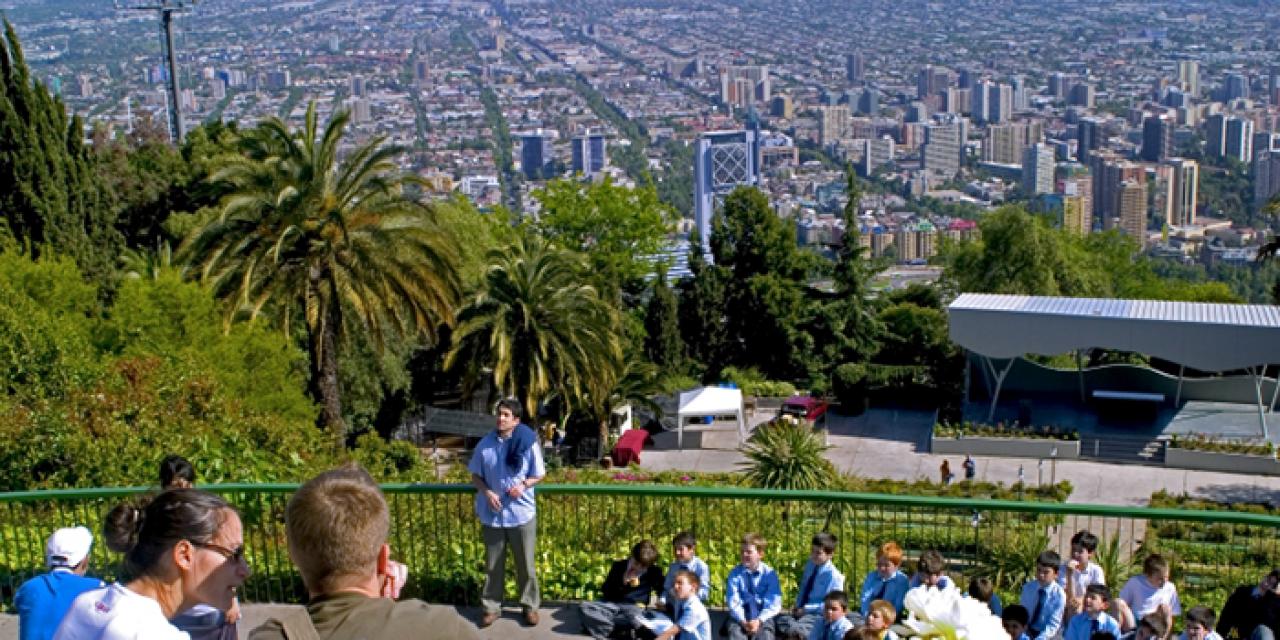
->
[114,0,194,143]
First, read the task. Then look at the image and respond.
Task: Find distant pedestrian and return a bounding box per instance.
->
[963,455,977,481]
[940,460,954,486]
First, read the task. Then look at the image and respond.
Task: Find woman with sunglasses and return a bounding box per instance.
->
[53,489,251,639]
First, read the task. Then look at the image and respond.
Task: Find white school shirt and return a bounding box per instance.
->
[1058,561,1106,596]
[53,583,190,640]
[1118,575,1182,619]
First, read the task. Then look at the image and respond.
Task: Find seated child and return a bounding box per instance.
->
[1177,606,1222,640]
[861,599,899,640]
[1002,604,1031,640]
[1063,584,1122,640]
[860,542,909,616]
[1062,531,1107,619]
[908,550,952,591]
[651,570,711,640]
[1020,550,1067,640]
[1118,555,1181,632]
[777,533,846,640]
[578,540,666,640]
[967,576,1002,615]
[726,533,783,640]
[660,532,712,611]
[807,591,854,640]
[1118,614,1168,640]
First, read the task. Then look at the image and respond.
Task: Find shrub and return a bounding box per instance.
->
[739,420,834,490]
[1168,433,1276,457]
[720,366,797,398]
[830,362,868,412]
[933,420,1080,441]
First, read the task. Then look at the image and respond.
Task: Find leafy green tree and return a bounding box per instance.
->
[825,165,882,364]
[677,238,730,376]
[0,21,120,279]
[711,187,809,282]
[941,206,1102,296]
[182,103,461,441]
[643,272,683,370]
[445,232,623,422]
[531,177,675,298]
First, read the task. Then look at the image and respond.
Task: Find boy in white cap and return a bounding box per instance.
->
[15,526,105,640]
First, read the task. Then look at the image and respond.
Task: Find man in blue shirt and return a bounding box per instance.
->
[775,533,846,639]
[15,526,104,640]
[469,399,546,628]
[726,533,783,640]
[1020,551,1067,640]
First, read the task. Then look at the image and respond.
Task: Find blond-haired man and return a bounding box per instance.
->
[250,465,478,640]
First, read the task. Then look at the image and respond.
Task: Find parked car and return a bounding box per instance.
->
[780,395,830,422]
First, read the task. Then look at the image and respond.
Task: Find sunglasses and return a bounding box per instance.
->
[194,541,247,564]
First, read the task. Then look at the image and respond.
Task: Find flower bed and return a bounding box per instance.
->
[931,421,1080,459]
[1164,434,1280,475]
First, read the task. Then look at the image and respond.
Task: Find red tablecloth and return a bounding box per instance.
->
[611,429,651,466]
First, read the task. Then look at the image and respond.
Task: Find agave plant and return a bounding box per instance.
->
[739,420,835,490]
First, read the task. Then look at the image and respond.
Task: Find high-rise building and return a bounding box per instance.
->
[1165,158,1199,226]
[863,136,895,175]
[1225,118,1254,163]
[1254,150,1280,212]
[770,95,794,119]
[904,102,928,124]
[923,121,963,177]
[571,132,607,178]
[350,75,366,98]
[345,97,371,123]
[990,83,1014,124]
[414,60,430,87]
[942,87,970,114]
[1093,157,1144,227]
[1225,73,1249,101]
[1062,194,1090,235]
[1060,169,1093,234]
[1205,114,1227,158]
[1077,118,1102,161]
[1141,116,1174,162]
[1068,83,1096,108]
[1178,60,1200,96]
[818,105,851,145]
[694,130,760,253]
[719,66,770,110]
[520,131,554,180]
[856,88,879,116]
[1269,67,1280,105]
[917,65,952,99]
[1049,73,1069,99]
[846,52,865,83]
[970,81,991,123]
[1117,179,1148,241]
[984,123,1029,165]
[1022,143,1056,195]
[265,70,290,91]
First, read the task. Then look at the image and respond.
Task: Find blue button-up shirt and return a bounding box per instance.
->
[1020,579,1066,640]
[1062,611,1120,640]
[662,557,711,605]
[807,614,853,640]
[468,428,546,528]
[726,562,782,623]
[860,569,909,615]
[794,560,845,614]
[674,595,712,640]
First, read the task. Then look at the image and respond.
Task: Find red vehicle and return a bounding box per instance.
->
[780,395,830,422]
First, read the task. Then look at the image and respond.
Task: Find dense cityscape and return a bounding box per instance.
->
[9,0,1280,280]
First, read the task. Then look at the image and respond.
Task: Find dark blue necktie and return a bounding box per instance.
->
[1030,587,1046,634]
[874,577,888,600]
[674,602,682,625]
[744,571,762,620]
[799,566,819,608]
[1090,618,1100,634]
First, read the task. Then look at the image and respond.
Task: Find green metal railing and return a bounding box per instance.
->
[0,484,1277,611]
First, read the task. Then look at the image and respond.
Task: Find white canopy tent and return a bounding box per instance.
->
[676,386,748,449]
[949,293,1280,437]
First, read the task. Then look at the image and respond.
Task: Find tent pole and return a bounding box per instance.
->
[1174,364,1185,406]
[986,357,1017,423]
[1249,366,1269,440]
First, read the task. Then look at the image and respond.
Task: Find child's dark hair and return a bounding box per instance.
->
[823,590,849,610]
[674,568,701,588]
[1002,604,1029,626]
[631,540,659,566]
[812,532,837,554]
[1142,553,1169,577]
[968,576,994,602]
[1036,550,1061,570]
[1185,605,1216,629]
[1084,583,1110,601]
[1139,615,1168,637]
[1071,530,1099,553]
[158,454,195,488]
[673,531,697,549]
[918,549,946,574]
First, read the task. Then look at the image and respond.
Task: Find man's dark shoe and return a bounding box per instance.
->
[479,611,501,628]
[523,610,540,626]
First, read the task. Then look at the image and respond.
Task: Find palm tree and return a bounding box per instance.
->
[181,102,461,441]
[446,232,623,424]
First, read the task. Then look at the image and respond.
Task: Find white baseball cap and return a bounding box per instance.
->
[45,526,93,568]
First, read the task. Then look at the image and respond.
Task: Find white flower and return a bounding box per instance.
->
[891,583,1010,640]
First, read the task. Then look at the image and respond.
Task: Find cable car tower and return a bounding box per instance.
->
[115,0,195,142]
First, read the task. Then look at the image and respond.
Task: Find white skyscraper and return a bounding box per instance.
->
[694,130,761,255]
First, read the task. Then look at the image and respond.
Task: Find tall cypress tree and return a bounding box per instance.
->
[0,20,119,278]
[643,270,683,370]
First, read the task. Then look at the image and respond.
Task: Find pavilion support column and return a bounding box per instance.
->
[1269,365,1280,413]
[1174,364,1185,407]
[1248,366,1270,440]
[984,357,1017,424]
[1076,350,1086,404]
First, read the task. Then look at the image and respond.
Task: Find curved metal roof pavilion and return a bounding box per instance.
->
[948,293,1280,436]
